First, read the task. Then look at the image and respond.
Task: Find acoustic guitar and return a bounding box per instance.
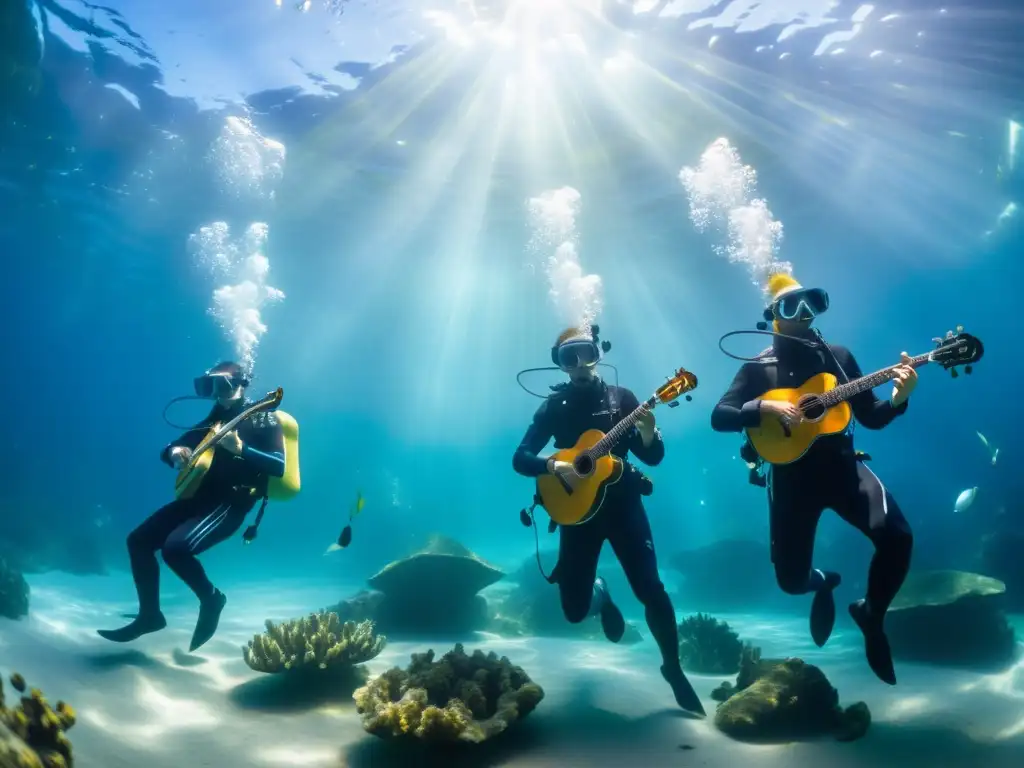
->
[746,328,983,465]
[536,368,698,526]
[174,388,284,500]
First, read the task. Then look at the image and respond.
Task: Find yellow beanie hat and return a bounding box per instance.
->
[766,271,802,301]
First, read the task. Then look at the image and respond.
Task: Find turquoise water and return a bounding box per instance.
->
[2,1,1023,766]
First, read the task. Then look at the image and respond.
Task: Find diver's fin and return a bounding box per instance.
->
[977,431,990,450]
[324,543,342,554]
[992,448,999,466]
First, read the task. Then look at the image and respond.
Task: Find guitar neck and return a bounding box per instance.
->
[585,395,657,459]
[819,351,931,408]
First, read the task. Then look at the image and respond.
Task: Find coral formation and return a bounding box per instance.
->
[885,569,1017,668]
[0,557,29,620]
[710,649,870,743]
[332,536,505,637]
[0,672,76,767]
[243,612,386,673]
[676,613,750,674]
[354,643,544,744]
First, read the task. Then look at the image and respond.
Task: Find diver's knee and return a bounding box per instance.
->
[775,568,813,595]
[560,589,591,624]
[636,579,669,608]
[159,544,188,566]
[126,527,150,553]
[883,524,913,556]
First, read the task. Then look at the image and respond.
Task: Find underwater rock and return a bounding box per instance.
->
[885,569,1017,669]
[677,613,751,674]
[668,539,783,611]
[712,651,870,743]
[0,558,29,620]
[333,536,504,637]
[0,672,76,767]
[353,643,544,744]
[243,612,386,673]
[981,531,1024,610]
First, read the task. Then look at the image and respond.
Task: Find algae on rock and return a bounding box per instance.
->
[354,643,544,744]
[0,672,76,768]
[711,650,869,743]
[243,612,386,673]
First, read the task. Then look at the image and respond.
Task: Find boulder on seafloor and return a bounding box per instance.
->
[981,531,1024,611]
[668,539,783,611]
[331,536,504,637]
[885,569,1017,669]
[0,557,29,620]
[353,643,544,744]
[0,671,77,767]
[486,552,644,644]
[711,648,870,743]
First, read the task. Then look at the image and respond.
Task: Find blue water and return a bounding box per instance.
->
[2,0,1023,765]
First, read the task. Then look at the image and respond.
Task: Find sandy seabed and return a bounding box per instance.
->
[1,572,1023,768]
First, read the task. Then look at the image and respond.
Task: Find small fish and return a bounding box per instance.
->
[976,431,999,466]
[325,491,365,553]
[954,487,978,513]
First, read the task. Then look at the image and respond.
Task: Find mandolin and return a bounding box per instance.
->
[536,368,698,526]
[746,327,983,465]
[174,388,284,500]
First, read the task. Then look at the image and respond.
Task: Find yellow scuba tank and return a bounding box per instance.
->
[267,410,300,500]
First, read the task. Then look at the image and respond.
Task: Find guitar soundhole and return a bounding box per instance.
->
[799,395,826,422]
[573,454,594,477]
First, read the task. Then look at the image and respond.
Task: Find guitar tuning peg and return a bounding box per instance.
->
[946,330,954,339]
[932,337,944,346]
[956,325,964,333]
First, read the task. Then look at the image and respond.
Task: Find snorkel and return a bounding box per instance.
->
[516,324,617,398]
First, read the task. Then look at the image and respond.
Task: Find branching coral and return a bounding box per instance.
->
[354,643,544,744]
[243,612,386,673]
[0,557,29,620]
[677,613,751,674]
[0,672,76,767]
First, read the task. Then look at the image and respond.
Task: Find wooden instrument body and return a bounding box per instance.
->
[536,429,625,526]
[173,388,284,500]
[174,427,219,500]
[745,372,853,465]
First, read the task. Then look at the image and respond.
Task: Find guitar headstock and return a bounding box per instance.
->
[655,367,698,406]
[930,326,983,378]
[260,387,284,409]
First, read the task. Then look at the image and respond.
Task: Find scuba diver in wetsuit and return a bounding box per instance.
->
[513,327,705,716]
[711,273,917,685]
[98,361,286,652]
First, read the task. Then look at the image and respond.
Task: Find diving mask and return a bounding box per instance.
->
[553,339,601,370]
[768,287,830,322]
[193,371,242,399]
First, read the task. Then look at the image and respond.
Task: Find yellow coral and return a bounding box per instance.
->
[0,673,75,767]
[243,612,386,673]
[353,644,544,745]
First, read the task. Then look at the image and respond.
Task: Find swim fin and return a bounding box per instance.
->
[810,571,842,647]
[661,664,706,716]
[593,578,625,643]
[849,599,896,685]
[97,612,167,643]
[189,589,227,652]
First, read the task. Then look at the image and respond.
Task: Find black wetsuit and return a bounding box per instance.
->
[127,400,285,614]
[513,381,680,667]
[711,333,913,646]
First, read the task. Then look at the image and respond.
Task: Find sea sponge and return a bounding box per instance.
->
[712,656,870,743]
[354,643,544,744]
[0,557,29,620]
[677,613,751,674]
[0,673,75,767]
[243,612,386,673]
